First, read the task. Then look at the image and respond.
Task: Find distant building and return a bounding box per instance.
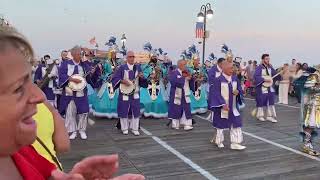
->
[134,52,150,64]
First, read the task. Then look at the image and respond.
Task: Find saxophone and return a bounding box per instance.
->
[148,63,162,101]
[192,68,204,101]
[37,63,55,90]
[107,59,118,99]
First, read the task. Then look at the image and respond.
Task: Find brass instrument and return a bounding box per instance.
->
[152,65,162,83]
[147,64,162,101]
[193,70,204,85]
[106,60,118,99]
[106,59,119,83]
[37,63,55,89]
[192,68,204,100]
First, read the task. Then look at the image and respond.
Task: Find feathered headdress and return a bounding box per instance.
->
[158,48,164,55]
[184,44,200,67]
[208,53,216,61]
[221,44,233,62]
[180,50,192,60]
[143,42,153,52]
[157,48,166,61]
[151,48,158,57]
[105,36,119,53]
[188,44,197,55]
[188,44,200,60]
[180,50,187,60]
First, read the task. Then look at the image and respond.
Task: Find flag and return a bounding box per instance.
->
[89,37,96,46]
[195,22,204,38]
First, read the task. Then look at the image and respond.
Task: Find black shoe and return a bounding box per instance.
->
[115,120,121,130]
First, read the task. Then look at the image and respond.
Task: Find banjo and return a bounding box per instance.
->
[68,64,100,92]
[120,78,137,96]
[119,64,143,96]
[256,68,283,88]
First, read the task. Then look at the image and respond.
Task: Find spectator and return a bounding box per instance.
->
[288,59,297,93]
[0,25,144,180]
[32,101,70,170]
[245,60,252,80]
[289,59,297,76]
[292,63,305,103]
[278,64,290,104]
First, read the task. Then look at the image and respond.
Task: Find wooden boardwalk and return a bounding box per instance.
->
[60,97,320,180]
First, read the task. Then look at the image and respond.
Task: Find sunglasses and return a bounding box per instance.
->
[128,56,135,58]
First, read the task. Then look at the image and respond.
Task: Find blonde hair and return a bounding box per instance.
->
[0,26,34,62]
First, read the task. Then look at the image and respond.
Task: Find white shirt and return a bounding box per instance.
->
[222,73,232,83]
[217,65,222,72]
[127,63,134,71]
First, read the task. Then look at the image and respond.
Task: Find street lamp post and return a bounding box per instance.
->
[197,3,213,64]
[121,34,127,49]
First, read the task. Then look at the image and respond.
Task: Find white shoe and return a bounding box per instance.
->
[184,125,193,131]
[79,131,87,140]
[258,117,265,121]
[216,143,224,148]
[230,143,246,150]
[172,126,179,130]
[69,132,77,140]
[132,130,140,136]
[266,117,277,123]
[122,130,128,135]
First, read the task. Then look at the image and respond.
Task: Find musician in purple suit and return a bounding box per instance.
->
[34,54,58,106]
[210,62,246,150]
[168,59,195,131]
[207,57,226,109]
[58,46,99,140]
[112,51,147,136]
[254,54,281,122]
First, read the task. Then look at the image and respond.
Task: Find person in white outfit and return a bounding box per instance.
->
[278,64,290,104]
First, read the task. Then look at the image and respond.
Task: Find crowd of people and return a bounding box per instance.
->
[1,24,320,179]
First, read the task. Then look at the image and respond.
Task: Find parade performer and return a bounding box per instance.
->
[54,50,71,110]
[188,55,208,114]
[158,48,171,102]
[91,36,123,118]
[34,54,58,106]
[204,53,215,95]
[168,59,195,131]
[140,43,168,118]
[58,46,99,140]
[210,61,246,150]
[253,54,281,122]
[112,51,147,135]
[300,67,320,156]
[208,57,226,110]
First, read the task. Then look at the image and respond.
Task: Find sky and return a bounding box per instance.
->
[1,0,320,66]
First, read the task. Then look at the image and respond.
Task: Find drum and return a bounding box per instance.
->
[68,74,87,92]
